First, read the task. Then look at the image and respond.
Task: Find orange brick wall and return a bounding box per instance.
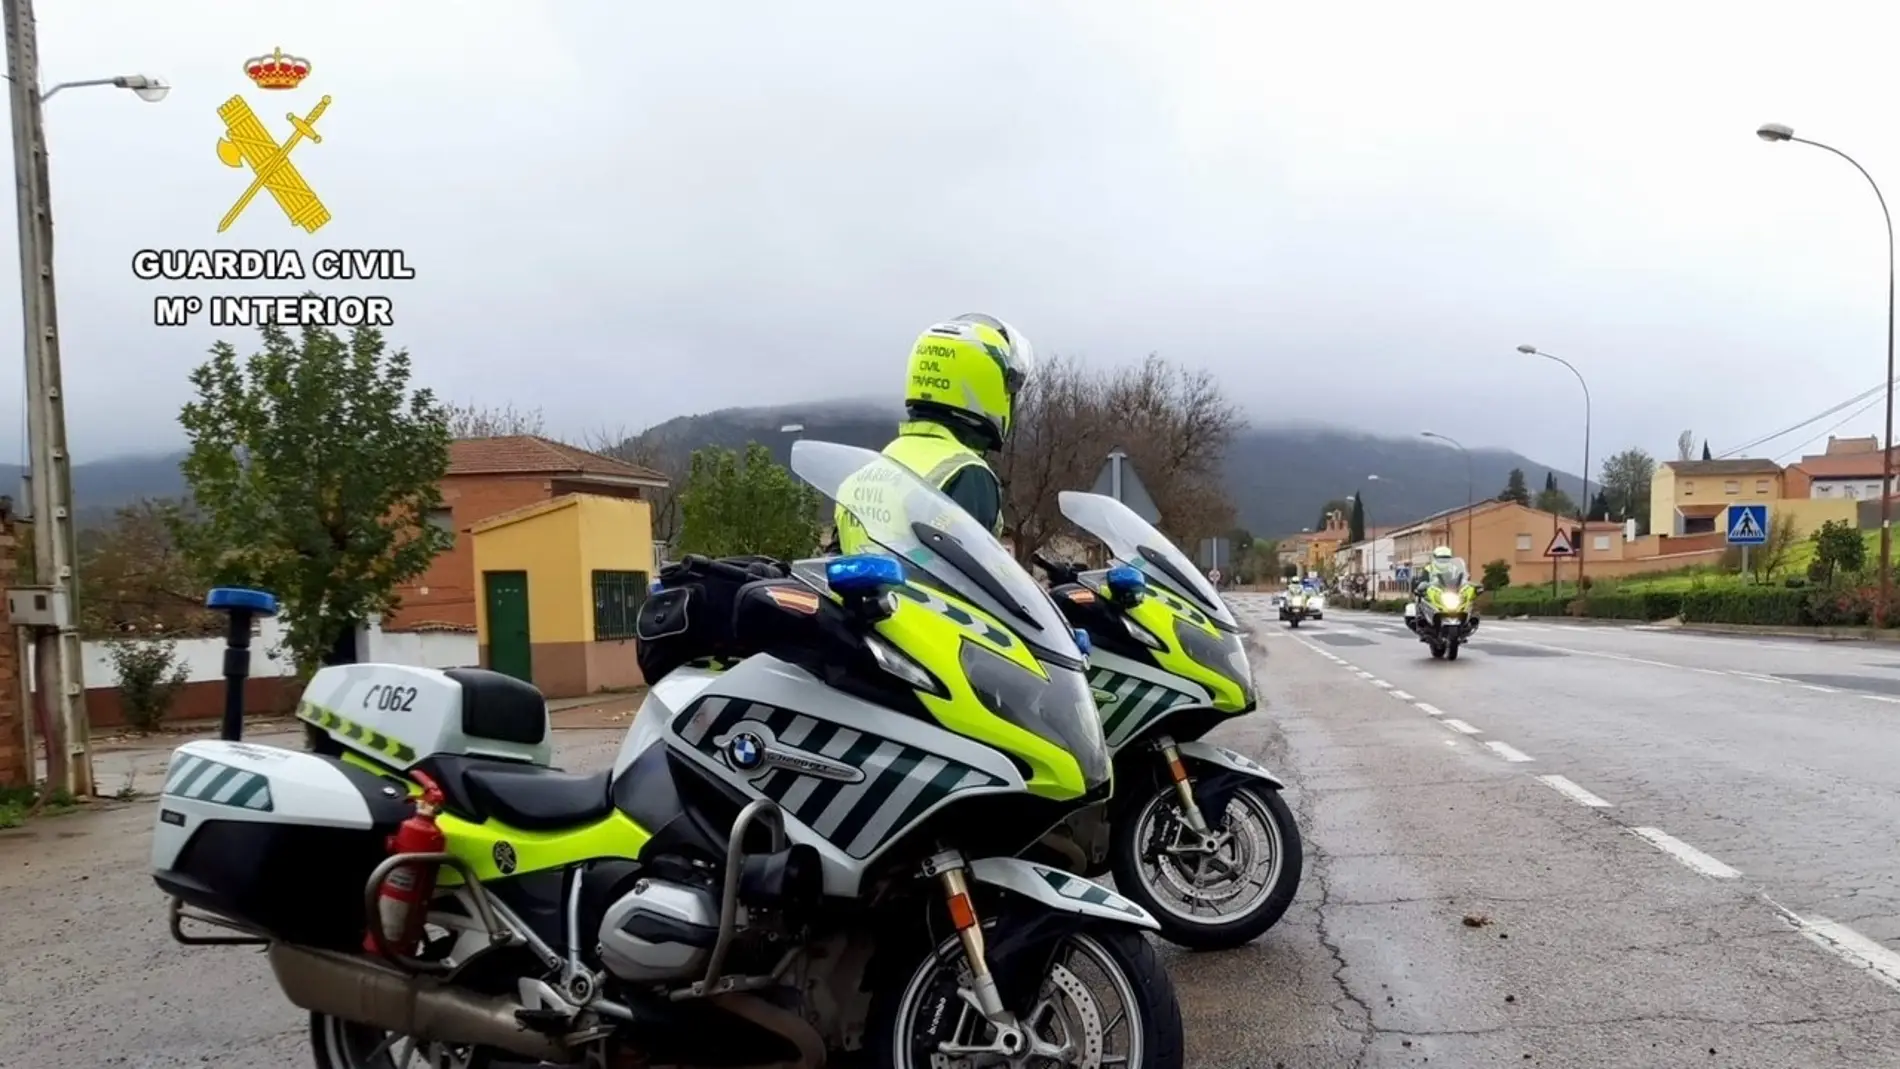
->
[390,474,557,630]
[0,515,22,788]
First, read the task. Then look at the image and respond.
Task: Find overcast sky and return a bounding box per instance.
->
[5,0,1895,479]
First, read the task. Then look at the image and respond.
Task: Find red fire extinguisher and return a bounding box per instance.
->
[365,771,447,955]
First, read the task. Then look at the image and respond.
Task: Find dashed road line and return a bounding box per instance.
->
[1414,701,1446,717]
[1370,679,1392,689]
[1769,903,1900,995]
[1441,718,1482,735]
[1389,689,1415,701]
[1484,740,1535,762]
[1629,827,1741,879]
[1538,774,1612,807]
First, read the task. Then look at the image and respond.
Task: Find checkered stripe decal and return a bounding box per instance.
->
[297,701,418,763]
[1088,666,1193,747]
[1036,865,1149,919]
[163,753,273,811]
[675,697,1004,860]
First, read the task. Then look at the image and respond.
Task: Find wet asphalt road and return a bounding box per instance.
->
[7,599,1900,1067]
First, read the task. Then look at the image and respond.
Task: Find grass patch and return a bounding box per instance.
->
[0,784,79,829]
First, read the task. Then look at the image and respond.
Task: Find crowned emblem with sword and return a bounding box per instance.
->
[216,47,332,234]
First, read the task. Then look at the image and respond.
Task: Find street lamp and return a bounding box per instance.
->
[1420,431,1473,564]
[42,73,170,103]
[1518,344,1592,590]
[1756,122,1895,626]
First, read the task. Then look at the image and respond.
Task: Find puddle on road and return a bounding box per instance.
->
[1309,633,1376,647]
[1470,644,1566,658]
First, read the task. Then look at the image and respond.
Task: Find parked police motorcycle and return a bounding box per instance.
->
[1034,491,1302,951]
[1404,553,1480,660]
[151,441,1184,1069]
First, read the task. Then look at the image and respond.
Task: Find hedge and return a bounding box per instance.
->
[1352,584,1885,627]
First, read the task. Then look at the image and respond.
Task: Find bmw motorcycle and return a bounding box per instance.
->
[1033,491,1302,951]
[1404,559,1480,660]
[151,440,1183,1069]
[1278,585,1317,627]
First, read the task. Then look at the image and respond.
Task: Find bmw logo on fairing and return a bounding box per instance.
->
[728,732,764,771]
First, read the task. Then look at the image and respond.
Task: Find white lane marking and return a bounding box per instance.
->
[1370,679,1392,689]
[1414,702,1447,717]
[1799,684,1840,694]
[1774,908,1900,995]
[1484,741,1535,762]
[1539,775,1612,807]
[1441,718,1482,735]
[1866,695,1900,704]
[1734,672,1788,685]
[1390,689,1415,701]
[1354,670,1375,679]
[1444,739,1461,749]
[1629,827,1741,879]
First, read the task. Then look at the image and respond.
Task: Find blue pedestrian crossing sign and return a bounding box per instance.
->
[1726,504,1768,546]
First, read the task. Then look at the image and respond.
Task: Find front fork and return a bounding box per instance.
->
[922,849,1034,1058]
[1154,734,1211,836]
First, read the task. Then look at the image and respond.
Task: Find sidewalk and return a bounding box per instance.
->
[75,688,645,796]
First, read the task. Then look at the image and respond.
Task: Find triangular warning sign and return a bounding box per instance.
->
[1545,529,1575,556]
[1729,507,1764,541]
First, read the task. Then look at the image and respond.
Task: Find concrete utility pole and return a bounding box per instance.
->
[5,0,92,795]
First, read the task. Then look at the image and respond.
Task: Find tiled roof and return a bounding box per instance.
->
[448,435,668,483]
[1789,448,1898,479]
[1662,459,1782,476]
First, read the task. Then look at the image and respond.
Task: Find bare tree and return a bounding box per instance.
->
[1676,429,1696,462]
[587,426,685,547]
[999,353,1243,562]
[446,401,546,439]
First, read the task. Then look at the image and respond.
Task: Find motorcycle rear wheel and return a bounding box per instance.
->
[309,1012,494,1069]
[868,923,1184,1069]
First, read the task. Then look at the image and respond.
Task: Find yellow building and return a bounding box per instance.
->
[1649,459,1784,537]
[471,493,657,698]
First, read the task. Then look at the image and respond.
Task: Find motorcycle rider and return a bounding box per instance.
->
[835,313,1034,552]
[1414,545,1460,594]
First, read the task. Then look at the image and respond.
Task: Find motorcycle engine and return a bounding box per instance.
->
[597,877,719,982]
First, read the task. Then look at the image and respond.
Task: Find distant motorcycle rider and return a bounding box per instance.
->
[835,314,1034,552]
[1415,545,1460,594]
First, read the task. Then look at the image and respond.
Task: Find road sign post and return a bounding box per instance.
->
[1726,504,1768,580]
[1544,528,1577,597]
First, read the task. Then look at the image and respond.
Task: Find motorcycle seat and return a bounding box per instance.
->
[462,763,614,831]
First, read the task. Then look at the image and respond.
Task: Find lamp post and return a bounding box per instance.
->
[1518,345,1592,592]
[1346,474,1379,597]
[5,0,170,795]
[1421,431,1473,564]
[1757,122,1895,626]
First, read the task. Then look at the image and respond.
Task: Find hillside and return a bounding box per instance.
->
[633,401,1586,538]
[35,404,1584,540]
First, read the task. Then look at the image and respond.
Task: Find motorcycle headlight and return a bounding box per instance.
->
[959,641,1110,791]
[1441,592,1463,612]
[1171,616,1255,706]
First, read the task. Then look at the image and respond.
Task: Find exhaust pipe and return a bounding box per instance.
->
[268,943,570,1062]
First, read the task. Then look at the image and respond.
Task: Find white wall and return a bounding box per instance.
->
[1813,478,1888,500]
[48,618,478,690]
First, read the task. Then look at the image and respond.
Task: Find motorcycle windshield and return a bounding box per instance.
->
[1057,491,1240,631]
[791,440,1082,665]
[1430,560,1470,588]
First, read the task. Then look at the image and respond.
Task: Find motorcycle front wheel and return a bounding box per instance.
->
[868,923,1184,1069]
[1111,781,1303,951]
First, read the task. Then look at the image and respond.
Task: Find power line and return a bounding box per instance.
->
[1775,393,1884,462]
[1719,378,1892,459]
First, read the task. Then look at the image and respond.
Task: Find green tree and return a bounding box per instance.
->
[1480,558,1511,591]
[1280,562,1298,579]
[1702,441,1713,461]
[1598,447,1656,530]
[678,442,822,560]
[1535,472,1576,518]
[1348,493,1366,543]
[1811,519,1866,585]
[1497,468,1530,505]
[172,320,454,675]
[1587,489,1612,522]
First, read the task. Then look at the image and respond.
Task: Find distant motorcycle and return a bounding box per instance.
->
[1279,587,1317,627]
[1404,561,1480,660]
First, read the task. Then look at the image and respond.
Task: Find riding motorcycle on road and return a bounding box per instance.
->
[1278,583,1319,627]
[1032,491,1303,951]
[1404,553,1480,660]
[150,440,1184,1069]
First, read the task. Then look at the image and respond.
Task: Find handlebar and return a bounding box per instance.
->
[204,587,280,741]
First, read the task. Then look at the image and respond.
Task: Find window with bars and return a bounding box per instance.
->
[593,570,649,641]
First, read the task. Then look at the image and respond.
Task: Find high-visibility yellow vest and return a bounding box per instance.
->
[835,422,991,554]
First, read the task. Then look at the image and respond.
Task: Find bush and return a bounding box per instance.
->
[106,635,190,733]
[1481,559,1511,591]
[1370,598,1408,614]
[1679,587,1811,627]
[1806,586,1881,628]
